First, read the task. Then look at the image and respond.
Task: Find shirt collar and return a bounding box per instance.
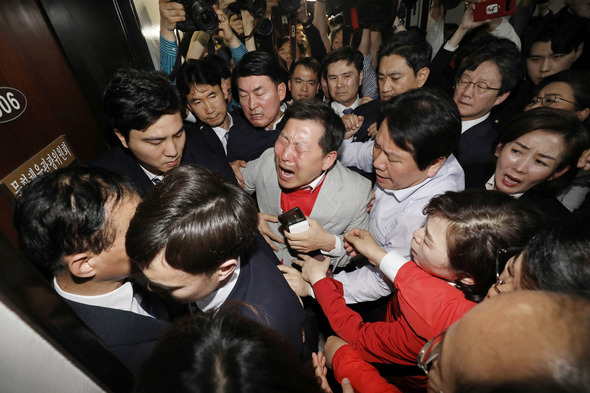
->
[306,171,327,192]
[266,113,284,132]
[461,112,490,134]
[331,97,361,117]
[139,165,163,183]
[486,175,523,198]
[212,112,233,133]
[53,279,151,317]
[195,258,241,312]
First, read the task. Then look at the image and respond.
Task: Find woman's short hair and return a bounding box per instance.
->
[425,189,544,302]
[497,108,589,192]
[134,307,323,393]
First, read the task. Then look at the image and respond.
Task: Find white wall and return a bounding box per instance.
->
[0,301,105,393]
[133,0,162,69]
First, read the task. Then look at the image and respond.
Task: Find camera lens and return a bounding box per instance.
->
[247,0,267,17]
[190,0,219,32]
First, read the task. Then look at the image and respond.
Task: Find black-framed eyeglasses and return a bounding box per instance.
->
[526,94,582,109]
[456,76,501,95]
[418,331,446,375]
[493,247,523,294]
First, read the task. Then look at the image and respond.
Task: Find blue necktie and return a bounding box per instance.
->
[343,108,354,115]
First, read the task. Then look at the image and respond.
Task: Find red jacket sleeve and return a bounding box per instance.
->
[332,345,402,393]
[313,263,476,365]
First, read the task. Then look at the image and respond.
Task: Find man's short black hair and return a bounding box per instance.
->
[522,13,588,57]
[289,57,321,80]
[456,38,523,95]
[103,68,181,141]
[126,165,258,276]
[282,100,345,154]
[321,46,364,80]
[377,30,432,75]
[205,54,232,79]
[378,88,461,170]
[233,51,284,85]
[13,165,138,278]
[177,59,223,100]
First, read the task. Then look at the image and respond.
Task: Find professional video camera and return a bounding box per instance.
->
[176,0,219,32]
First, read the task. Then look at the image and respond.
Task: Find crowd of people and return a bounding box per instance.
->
[12,0,590,391]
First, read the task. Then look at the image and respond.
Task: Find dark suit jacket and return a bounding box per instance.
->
[227,235,306,354]
[64,298,168,374]
[352,99,381,143]
[456,118,499,189]
[226,115,287,162]
[185,120,226,159]
[91,132,235,197]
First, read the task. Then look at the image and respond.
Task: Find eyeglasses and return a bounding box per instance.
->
[526,94,581,108]
[493,247,523,294]
[456,76,501,94]
[418,331,446,375]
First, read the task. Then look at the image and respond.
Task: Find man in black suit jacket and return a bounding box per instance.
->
[92,68,234,197]
[229,51,289,163]
[451,39,522,188]
[127,165,306,354]
[339,31,431,144]
[13,166,174,373]
[177,59,238,160]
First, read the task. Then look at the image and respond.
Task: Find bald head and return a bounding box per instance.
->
[428,291,590,393]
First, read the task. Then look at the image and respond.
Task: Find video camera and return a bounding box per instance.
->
[176,0,219,32]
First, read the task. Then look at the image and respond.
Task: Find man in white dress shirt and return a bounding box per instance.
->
[283,89,465,304]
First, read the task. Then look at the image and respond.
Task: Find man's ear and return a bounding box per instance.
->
[358,69,364,87]
[321,151,338,171]
[416,67,430,88]
[458,274,475,286]
[114,130,129,149]
[217,259,238,283]
[493,91,510,107]
[547,165,570,181]
[278,82,287,102]
[63,252,96,279]
[425,157,446,178]
[576,107,590,122]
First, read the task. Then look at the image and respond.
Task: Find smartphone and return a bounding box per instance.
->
[472,0,515,22]
[278,207,310,234]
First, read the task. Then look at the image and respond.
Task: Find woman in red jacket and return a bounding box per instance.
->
[297,189,543,392]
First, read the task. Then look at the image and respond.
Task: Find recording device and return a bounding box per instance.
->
[256,17,274,36]
[228,0,267,17]
[176,0,219,32]
[472,0,515,21]
[278,207,309,234]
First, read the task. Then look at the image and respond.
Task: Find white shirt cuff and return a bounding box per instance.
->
[321,235,343,258]
[378,251,408,282]
[443,41,459,52]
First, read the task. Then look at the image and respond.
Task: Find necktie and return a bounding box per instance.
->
[152,178,161,185]
[343,108,354,115]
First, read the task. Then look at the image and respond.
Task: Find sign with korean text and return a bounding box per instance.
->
[1,135,76,197]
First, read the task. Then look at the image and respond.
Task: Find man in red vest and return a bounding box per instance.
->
[240,100,372,269]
